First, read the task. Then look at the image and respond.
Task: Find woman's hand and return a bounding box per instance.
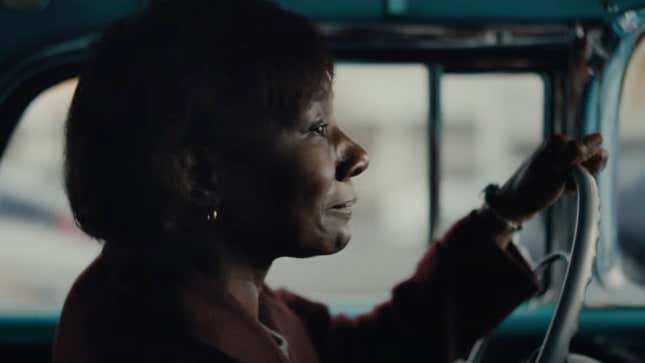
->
[486,133,608,224]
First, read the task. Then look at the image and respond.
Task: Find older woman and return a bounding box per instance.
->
[52,1,607,362]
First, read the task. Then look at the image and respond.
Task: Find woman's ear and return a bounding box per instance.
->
[184,147,221,212]
[159,147,221,231]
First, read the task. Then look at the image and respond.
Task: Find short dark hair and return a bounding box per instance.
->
[65,0,334,247]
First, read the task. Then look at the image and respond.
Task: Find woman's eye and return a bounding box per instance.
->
[309,121,328,137]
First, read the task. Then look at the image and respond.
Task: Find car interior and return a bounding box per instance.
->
[2,0,645,362]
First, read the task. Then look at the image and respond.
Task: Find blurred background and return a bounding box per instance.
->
[0,58,644,312]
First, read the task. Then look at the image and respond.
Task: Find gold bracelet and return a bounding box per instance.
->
[482,183,522,232]
[481,203,523,232]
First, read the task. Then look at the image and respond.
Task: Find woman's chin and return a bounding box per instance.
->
[317,228,352,256]
[287,230,352,258]
[332,229,352,252]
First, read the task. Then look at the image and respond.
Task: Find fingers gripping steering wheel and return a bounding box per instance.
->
[534,166,602,363]
[468,166,602,363]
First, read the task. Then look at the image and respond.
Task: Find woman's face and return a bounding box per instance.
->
[217,89,369,259]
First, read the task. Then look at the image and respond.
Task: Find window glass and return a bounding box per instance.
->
[0,69,546,313]
[440,74,545,261]
[617,37,645,285]
[1,67,430,312]
[0,79,100,312]
[267,64,430,308]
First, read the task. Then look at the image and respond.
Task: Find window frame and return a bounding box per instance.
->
[0,35,94,156]
[583,11,645,307]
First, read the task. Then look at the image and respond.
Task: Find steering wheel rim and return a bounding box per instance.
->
[535,165,601,363]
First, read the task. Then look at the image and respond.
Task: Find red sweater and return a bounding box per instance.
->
[53,210,538,363]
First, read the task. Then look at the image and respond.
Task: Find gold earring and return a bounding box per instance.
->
[207,209,218,222]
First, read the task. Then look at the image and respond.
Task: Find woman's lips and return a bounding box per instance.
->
[326,198,357,219]
[329,198,357,210]
[326,208,352,219]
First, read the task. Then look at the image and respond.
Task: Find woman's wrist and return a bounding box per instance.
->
[481,203,523,232]
[480,184,527,250]
[482,184,528,224]
[477,205,517,250]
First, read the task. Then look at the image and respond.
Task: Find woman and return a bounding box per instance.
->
[52,1,608,362]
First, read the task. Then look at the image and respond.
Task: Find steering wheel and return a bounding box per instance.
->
[468,165,602,363]
[534,165,601,363]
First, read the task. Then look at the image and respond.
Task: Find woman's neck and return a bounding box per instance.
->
[185,245,272,321]
[220,262,269,319]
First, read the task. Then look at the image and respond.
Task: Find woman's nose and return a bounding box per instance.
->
[336,132,369,181]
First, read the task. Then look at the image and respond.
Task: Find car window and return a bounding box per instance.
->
[440,73,546,261]
[0,78,99,313]
[267,67,547,309]
[0,66,431,312]
[0,68,546,312]
[617,36,645,286]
